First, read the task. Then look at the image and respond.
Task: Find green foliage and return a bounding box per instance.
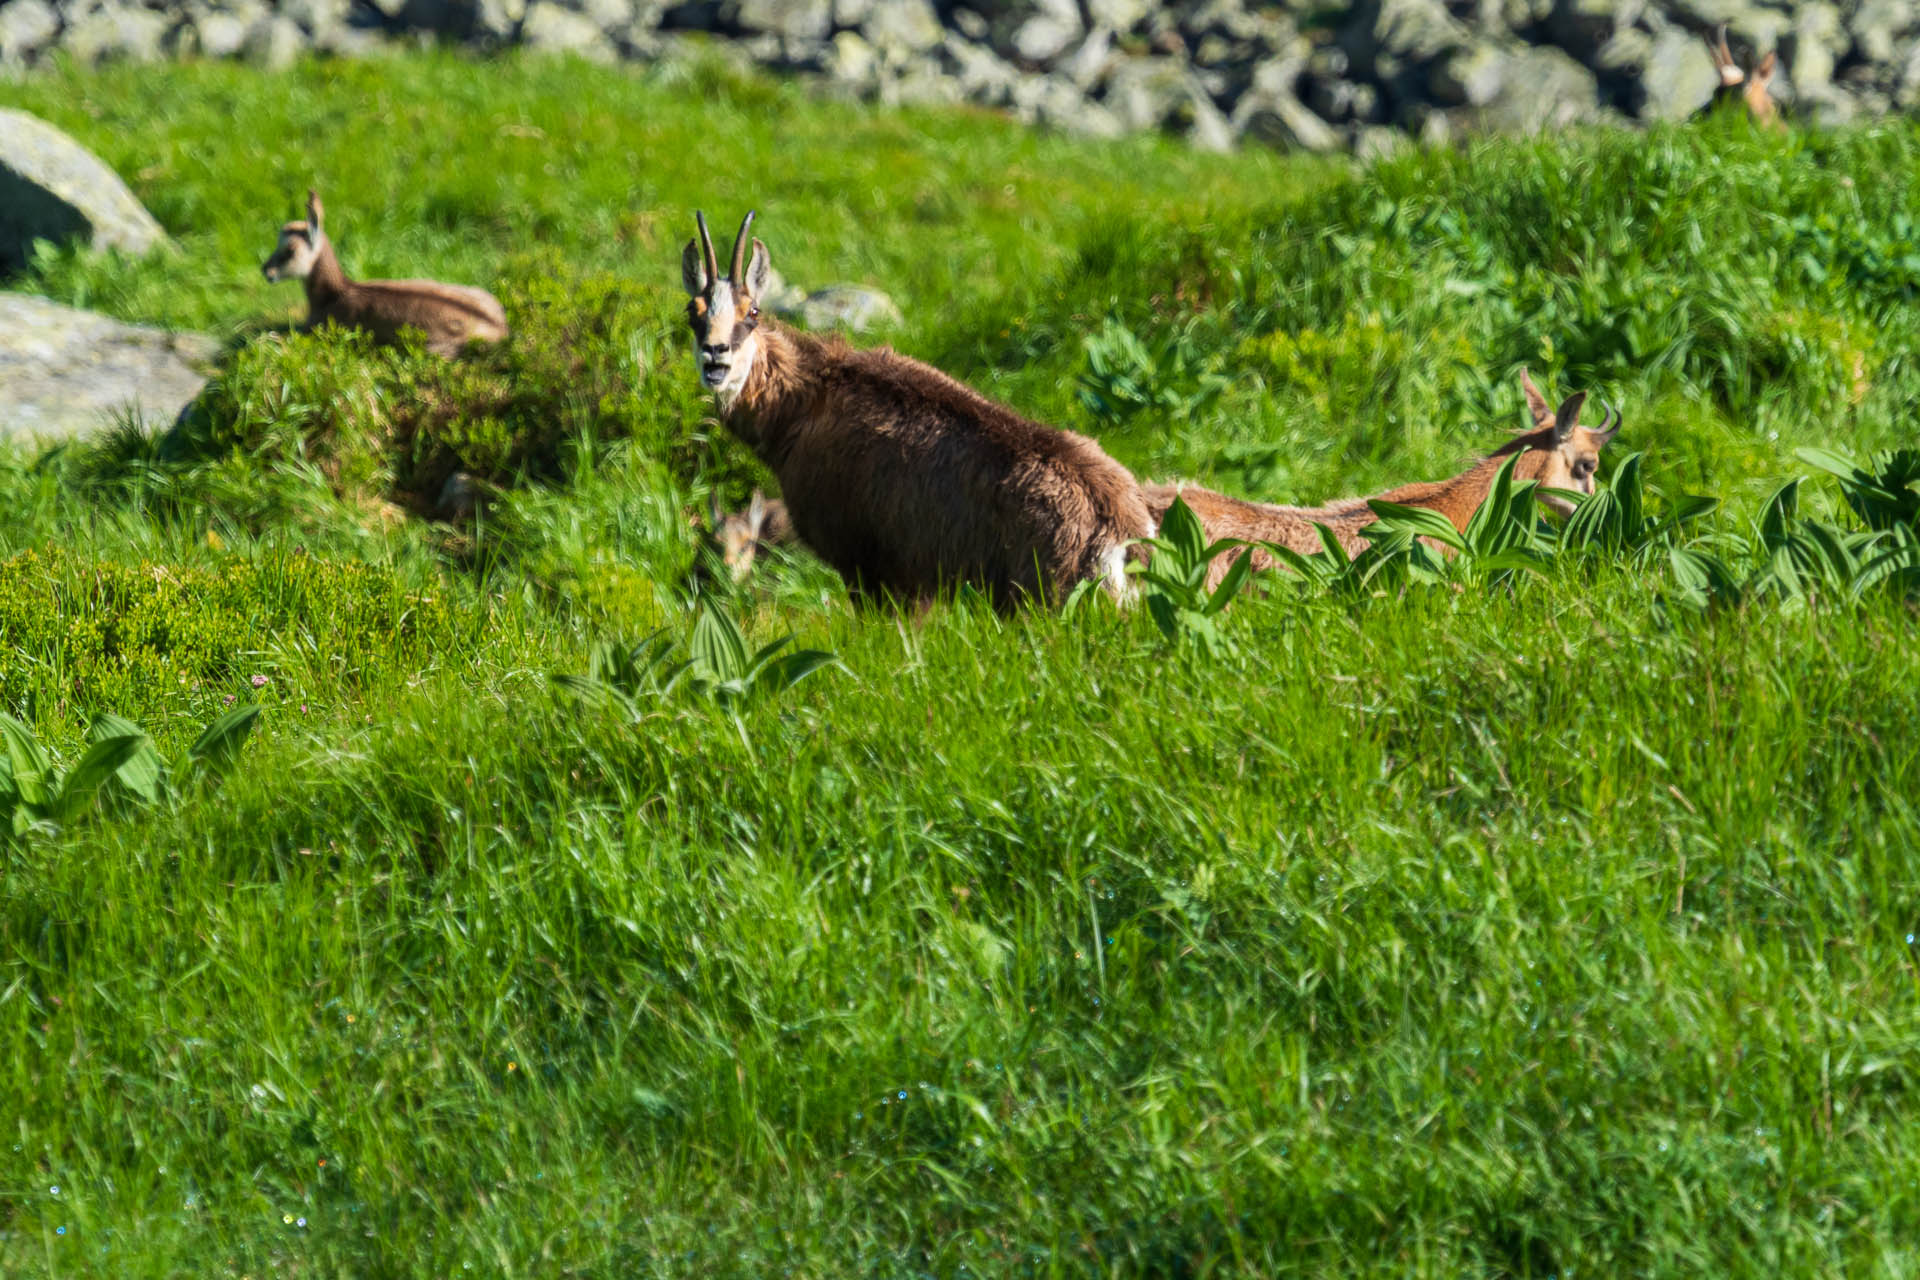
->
[1128,497,1257,654]
[0,705,256,842]
[1076,315,1229,424]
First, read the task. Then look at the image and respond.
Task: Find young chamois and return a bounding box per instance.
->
[260,190,509,357]
[1704,24,1783,129]
[708,490,796,582]
[680,210,1152,609]
[1144,371,1619,589]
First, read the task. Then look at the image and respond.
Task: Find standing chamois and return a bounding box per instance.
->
[260,189,509,357]
[1144,371,1620,589]
[1704,25,1783,129]
[680,209,1152,609]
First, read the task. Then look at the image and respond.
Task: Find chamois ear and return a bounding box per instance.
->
[1753,50,1776,85]
[747,489,767,530]
[1520,367,1554,429]
[682,239,708,297]
[745,238,771,302]
[1551,391,1587,443]
[306,188,324,236]
[1711,25,1743,85]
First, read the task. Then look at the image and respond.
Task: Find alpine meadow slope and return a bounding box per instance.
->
[1,52,1919,1277]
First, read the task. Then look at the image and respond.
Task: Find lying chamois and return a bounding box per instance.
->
[681,210,1152,609]
[1705,24,1782,129]
[260,189,509,357]
[708,489,795,582]
[1145,371,1619,589]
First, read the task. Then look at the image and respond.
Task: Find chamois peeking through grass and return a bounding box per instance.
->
[1705,24,1783,130]
[260,189,509,357]
[707,490,795,582]
[1144,371,1619,589]
[680,209,1153,610]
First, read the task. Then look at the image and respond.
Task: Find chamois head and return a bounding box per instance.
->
[709,489,772,582]
[681,210,772,404]
[1707,25,1781,128]
[1514,369,1620,517]
[260,189,330,283]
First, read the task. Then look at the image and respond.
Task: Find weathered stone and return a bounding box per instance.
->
[949,4,987,40]
[0,292,219,443]
[1851,0,1916,65]
[0,0,61,64]
[1059,25,1112,89]
[831,0,871,26]
[1360,0,1468,67]
[521,1,614,54]
[241,14,307,67]
[827,28,874,80]
[59,3,171,62]
[733,0,831,41]
[862,0,941,56]
[1186,91,1235,151]
[1429,42,1505,106]
[1234,85,1341,149]
[1354,124,1408,163]
[1472,45,1599,132]
[576,0,637,33]
[1101,55,1191,129]
[280,0,350,33]
[943,32,1017,99]
[1011,8,1079,62]
[0,109,167,269]
[1789,4,1845,95]
[1085,0,1147,34]
[1545,0,1632,59]
[1637,27,1717,119]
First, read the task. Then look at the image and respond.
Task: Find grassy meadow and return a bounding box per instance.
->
[2,49,1919,1277]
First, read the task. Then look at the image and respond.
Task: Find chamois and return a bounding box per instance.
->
[680,210,1152,609]
[708,490,795,582]
[260,189,509,357]
[1144,371,1619,589]
[1704,24,1783,129]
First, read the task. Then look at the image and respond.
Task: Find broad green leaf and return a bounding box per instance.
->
[761,649,838,694]
[0,714,52,809]
[91,712,164,804]
[689,604,750,683]
[185,705,261,780]
[1364,501,1468,551]
[1203,546,1255,615]
[1158,497,1207,568]
[53,735,146,823]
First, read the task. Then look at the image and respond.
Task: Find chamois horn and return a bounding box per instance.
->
[730,210,757,291]
[695,211,720,290]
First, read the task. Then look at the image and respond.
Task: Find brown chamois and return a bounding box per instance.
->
[1704,25,1783,130]
[708,489,796,582]
[1145,371,1619,589]
[260,189,509,357]
[680,209,1153,610]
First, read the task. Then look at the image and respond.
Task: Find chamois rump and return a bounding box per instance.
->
[680,210,1152,610]
[260,190,509,358]
[1704,24,1783,129]
[1145,371,1620,589]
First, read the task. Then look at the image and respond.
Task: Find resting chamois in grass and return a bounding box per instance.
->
[260,189,509,357]
[708,490,795,582]
[1145,371,1619,589]
[1704,24,1783,129]
[680,210,1152,610]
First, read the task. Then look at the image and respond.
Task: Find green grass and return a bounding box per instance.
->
[3,51,1920,1277]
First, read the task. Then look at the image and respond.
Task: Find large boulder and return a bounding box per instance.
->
[0,109,168,271]
[1637,27,1719,120]
[0,293,220,443]
[0,0,61,64]
[1471,45,1601,132]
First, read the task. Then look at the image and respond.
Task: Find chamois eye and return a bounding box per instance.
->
[1573,459,1596,479]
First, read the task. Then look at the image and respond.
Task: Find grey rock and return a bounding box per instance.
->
[1787,4,1844,95]
[59,3,171,62]
[883,60,965,103]
[472,0,528,38]
[950,5,988,40]
[943,32,1018,100]
[1186,92,1235,151]
[1473,45,1600,132]
[1429,42,1506,107]
[575,0,638,32]
[0,0,60,64]
[862,0,942,57]
[1850,0,1916,65]
[241,14,307,68]
[0,109,167,269]
[827,28,876,81]
[1102,55,1191,129]
[1059,25,1112,90]
[187,6,258,58]
[280,0,351,33]
[1234,85,1341,150]
[521,1,614,54]
[1354,124,1408,163]
[1085,0,1147,34]
[1546,0,1632,59]
[1363,0,1468,66]
[1637,27,1717,119]
[0,292,219,444]
[798,285,902,333]
[733,0,831,41]
[1012,9,1080,63]
[832,0,872,27]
